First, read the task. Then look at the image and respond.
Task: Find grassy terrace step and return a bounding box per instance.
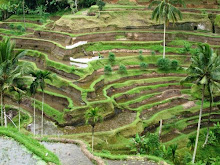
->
[136,94,189,111]
[142,101,220,130]
[112,83,191,101]
[57,10,209,32]
[89,4,220,13]
[40,90,74,109]
[23,49,80,78]
[86,56,189,79]
[120,89,190,109]
[88,71,187,102]
[34,29,220,46]
[105,76,186,96]
[35,100,64,124]
[21,61,84,107]
[0,21,43,29]
[0,127,60,164]
[162,111,220,137]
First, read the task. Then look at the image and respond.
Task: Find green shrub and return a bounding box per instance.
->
[157,58,170,71]
[118,64,127,74]
[16,25,26,33]
[140,62,148,70]
[170,60,179,70]
[108,52,115,63]
[179,41,192,54]
[96,0,106,11]
[17,25,23,31]
[71,66,75,72]
[139,50,143,55]
[151,50,156,56]
[138,54,144,61]
[104,65,112,75]
[9,24,14,29]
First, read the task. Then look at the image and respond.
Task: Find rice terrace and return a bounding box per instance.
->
[0,0,220,164]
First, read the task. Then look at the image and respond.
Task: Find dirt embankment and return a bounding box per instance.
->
[129,89,183,108]
[115,84,189,103]
[63,101,115,127]
[22,55,80,80]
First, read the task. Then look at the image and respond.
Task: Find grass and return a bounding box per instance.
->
[0,127,60,164]
[143,101,220,128]
[24,49,77,75]
[112,83,191,99]
[35,100,64,124]
[42,90,74,109]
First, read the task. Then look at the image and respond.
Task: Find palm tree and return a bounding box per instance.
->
[11,80,27,131]
[187,136,196,151]
[182,43,220,163]
[37,70,52,136]
[23,0,26,29]
[202,52,220,147]
[30,78,39,136]
[85,107,102,152]
[0,37,26,127]
[151,0,182,58]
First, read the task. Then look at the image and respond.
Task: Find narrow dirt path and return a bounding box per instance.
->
[37,138,105,165]
[42,142,93,165]
[106,159,158,165]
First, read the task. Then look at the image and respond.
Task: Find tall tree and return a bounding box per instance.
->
[37,70,52,136]
[85,107,102,152]
[0,37,26,127]
[30,78,39,136]
[202,51,220,147]
[23,0,26,29]
[182,44,220,163]
[10,79,27,131]
[150,0,182,58]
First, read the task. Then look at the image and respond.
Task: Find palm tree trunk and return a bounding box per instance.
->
[75,0,78,12]
[41,91,44,136]
[33,96,36,136]
[159,119,163,138]
[163,22,166,59]
[92,126,94,152]
[19,102,21,131]
[203,90,213,147]
[192,85,205,163]
[1,91,3,126]
[23,0,26,29]
[3,93,7,127]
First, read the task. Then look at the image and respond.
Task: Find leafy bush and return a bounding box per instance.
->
[79,0,96,8]
[131,133,160,155]
[157,58,170,71]
[108,52,115,63]
[139,50,143,55]
[96,0,106,11]
[140,62,148,70]
[138,54,144,61]
[104,65,112,75]
[151,50,156,56]
[170,60,179,70]
[118,64,127,74]
[179,41,192,54]
[9,24,14,29]
[16,25,26,33]
[138,50,144,61]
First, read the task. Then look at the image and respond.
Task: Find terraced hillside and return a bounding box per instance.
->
[0,1,220,164]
